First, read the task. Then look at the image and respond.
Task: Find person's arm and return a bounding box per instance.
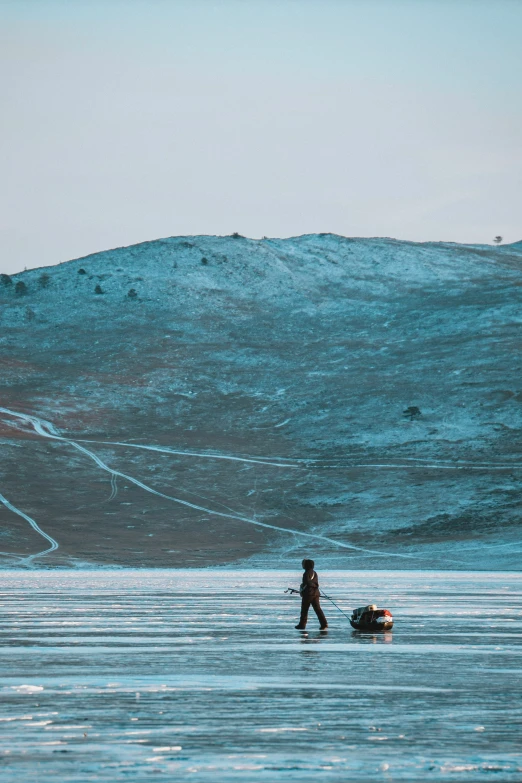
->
[302,569,316,591]
[299,571,307,594]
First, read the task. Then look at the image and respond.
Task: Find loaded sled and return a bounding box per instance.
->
[350,604,393,631]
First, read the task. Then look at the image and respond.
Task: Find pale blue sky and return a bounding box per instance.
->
[1,0,521,273]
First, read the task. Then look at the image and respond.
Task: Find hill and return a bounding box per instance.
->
[1,234,522,569]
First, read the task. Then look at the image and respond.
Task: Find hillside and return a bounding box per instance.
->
[1,234,522,569]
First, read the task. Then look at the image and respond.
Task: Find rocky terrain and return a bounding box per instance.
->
[1,233,521,569]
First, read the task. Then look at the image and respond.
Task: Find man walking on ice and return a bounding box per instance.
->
[295,559,328,630]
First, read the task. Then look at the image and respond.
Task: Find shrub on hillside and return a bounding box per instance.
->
[1,273,13,286]
[78,268,87,275]
[94,284,103,294]
[38,273,50,288]
[231,232,243,239]
[127,288,137,299]
[201,257,208,265]
[403,406,422,421]
[15,281,28,295]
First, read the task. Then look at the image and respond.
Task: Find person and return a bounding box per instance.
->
[295,559,328,630]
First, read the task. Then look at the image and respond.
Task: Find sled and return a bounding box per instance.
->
[350,604,393,631]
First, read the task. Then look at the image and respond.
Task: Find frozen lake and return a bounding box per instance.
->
[1,570,521,781]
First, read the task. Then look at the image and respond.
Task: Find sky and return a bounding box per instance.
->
[1,0,521,274]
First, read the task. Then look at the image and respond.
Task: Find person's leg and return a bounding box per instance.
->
[296,597,311,629]
[311,599,328,628]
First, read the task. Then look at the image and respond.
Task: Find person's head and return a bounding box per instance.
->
[302,559,314,571]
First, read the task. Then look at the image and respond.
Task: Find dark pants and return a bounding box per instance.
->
[299,596,327,628]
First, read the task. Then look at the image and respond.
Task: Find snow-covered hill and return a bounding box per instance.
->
[1,234,521,569]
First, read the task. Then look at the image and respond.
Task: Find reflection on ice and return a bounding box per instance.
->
[1,569,522,781]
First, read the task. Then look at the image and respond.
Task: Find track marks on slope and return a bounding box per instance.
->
[314,461,522,471]
[107,473,118,502]
[0,491,58,565]
[77,438,301,469]
[4,406,507,565]
[0,406,421,562]
[70,437,522,473]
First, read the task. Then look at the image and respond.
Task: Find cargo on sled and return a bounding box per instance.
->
[350,604,393,631]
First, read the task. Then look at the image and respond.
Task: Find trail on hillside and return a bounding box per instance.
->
[78,439,301,469]
[0,406,428,563]
[76,438,522,472]
[0,491,59,565]
[2,404,517,566]
[107,473,118,502]
[6,403,518,567]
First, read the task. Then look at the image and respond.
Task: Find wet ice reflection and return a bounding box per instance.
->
[0,570,521,780]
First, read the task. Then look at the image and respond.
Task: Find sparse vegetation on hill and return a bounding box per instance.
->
[0,234,521,569]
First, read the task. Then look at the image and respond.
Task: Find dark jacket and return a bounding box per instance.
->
[300,568,320,600]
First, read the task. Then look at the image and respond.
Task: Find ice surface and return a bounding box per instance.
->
[1,569,522,781]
